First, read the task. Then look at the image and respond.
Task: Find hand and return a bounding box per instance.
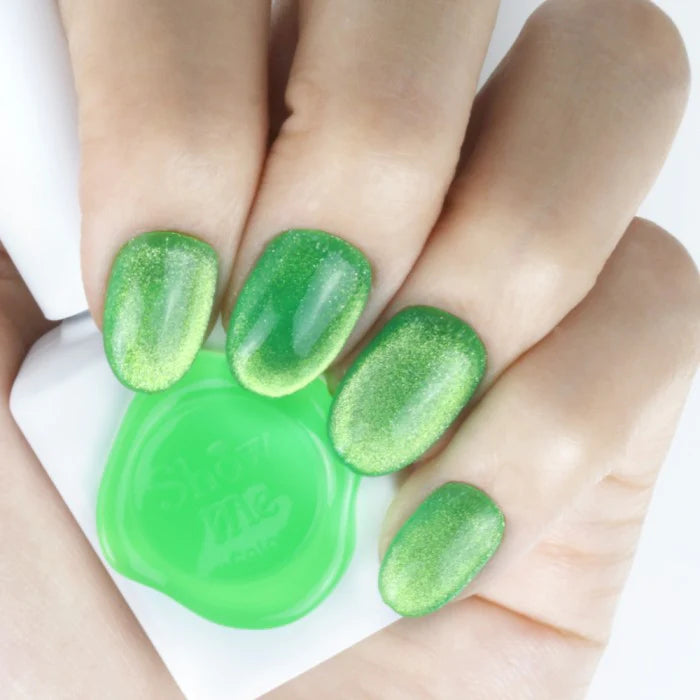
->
[3,0,699,697]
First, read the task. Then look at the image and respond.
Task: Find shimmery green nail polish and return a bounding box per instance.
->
[226,229,371,397]
[103,231,218,393]
[329,306,486,476]
[379,482,504,617]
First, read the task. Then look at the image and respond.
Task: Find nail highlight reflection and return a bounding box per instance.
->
[227,229,371,397]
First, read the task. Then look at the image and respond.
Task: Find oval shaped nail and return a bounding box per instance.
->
[329,306,486,475]
[226,229,371,397]
[379,482,504,617]
[103,231,218,393]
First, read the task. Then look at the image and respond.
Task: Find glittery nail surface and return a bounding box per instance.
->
[103,231,218,393]
[379,482,504,617]
[329,306,486,475]
[226,229,371,397]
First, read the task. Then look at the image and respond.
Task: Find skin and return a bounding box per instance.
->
[1,0,699,697]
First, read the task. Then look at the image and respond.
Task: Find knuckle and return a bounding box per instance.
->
[283,71,454,168]
[527,0,690,101]
[273,76,452,207]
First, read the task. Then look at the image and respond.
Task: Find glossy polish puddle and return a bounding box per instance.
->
[97,350,359,629]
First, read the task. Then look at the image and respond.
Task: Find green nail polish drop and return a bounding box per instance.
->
[97,350,359,629]
[103,231,218,393]
[379,482,504,617]
[330,306,486,476]
[227,229,371,398]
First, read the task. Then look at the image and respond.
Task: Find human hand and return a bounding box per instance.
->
[3,0,699,697]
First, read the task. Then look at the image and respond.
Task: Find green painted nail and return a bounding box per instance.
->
[329,306,486,475]
[226,229,371,397]
[379,482,504,617]
[103,231,218,393]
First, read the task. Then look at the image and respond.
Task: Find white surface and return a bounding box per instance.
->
[0,0,86,319]
[0,0,697,698]
[9,316,399,700]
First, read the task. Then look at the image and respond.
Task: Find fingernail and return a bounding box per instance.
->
[379,482,504,617]
[226,229,371,397]
[103,231,218,392]
[329,306,486,475]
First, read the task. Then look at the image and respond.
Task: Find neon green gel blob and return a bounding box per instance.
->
[97,350,359,628]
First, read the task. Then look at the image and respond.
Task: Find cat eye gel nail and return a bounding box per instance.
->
[103,231,218,393]
[379,482,504,617]
[329,306,486,476]
[226,229,371,397]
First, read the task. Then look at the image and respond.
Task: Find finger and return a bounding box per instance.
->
[377,218,700,618]
[0,248,53,392]
[59,0,269,391]
[391,0,690,379]
[268,597,601,699]
[292,278,698,699]
[0,250,180,696]
[223,0,500,397]
[329,0,691,475]
[269,0,299,139]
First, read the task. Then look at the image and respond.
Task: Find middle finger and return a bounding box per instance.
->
[329,0,690,476]
[224,0,500,397]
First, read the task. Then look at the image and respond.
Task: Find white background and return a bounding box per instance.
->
[485,2,699,699]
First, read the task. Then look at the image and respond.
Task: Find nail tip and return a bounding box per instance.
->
[226,353,314,398]
[333,453,411,478]
[107,355,191,394]
[378,569,458,618]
